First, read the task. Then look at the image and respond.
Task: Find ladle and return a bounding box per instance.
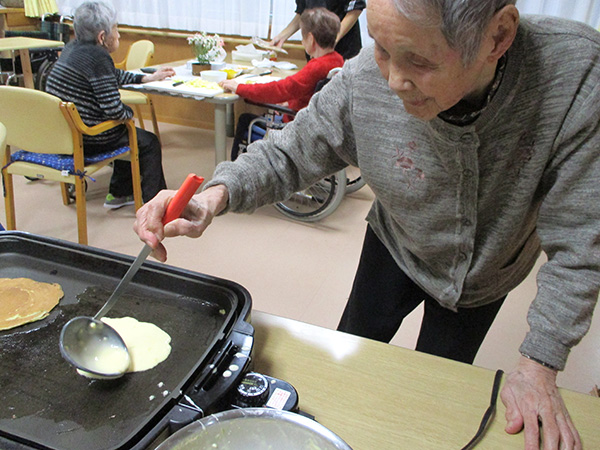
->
[59,174,204,379]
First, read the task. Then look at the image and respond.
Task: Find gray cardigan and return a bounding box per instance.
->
[207,16,600,370]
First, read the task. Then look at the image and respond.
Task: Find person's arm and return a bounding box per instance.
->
[499,82,600,449]
[115,66,176,86]
[141,66,176,83]
[133,55,361,259]
[337,10,362,45]
[270,13,301,48]
[233,61,322,105]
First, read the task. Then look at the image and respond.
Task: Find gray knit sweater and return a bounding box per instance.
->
[207,16,600,370]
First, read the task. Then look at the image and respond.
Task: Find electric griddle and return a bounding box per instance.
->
[0,232,278,450]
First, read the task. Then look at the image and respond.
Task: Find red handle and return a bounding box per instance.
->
[162,174,204,224]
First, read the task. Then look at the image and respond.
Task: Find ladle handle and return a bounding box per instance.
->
[94,174,204,320]
[163,173,205,224]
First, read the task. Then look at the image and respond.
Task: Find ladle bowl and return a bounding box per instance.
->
[60,316,130,379]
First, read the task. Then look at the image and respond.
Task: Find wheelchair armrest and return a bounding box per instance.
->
[244,99,297,117]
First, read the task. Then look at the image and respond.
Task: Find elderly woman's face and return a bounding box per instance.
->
[101,24,120,53]
[368,0,494,121]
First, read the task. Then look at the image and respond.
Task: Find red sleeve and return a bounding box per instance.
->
[236,53,343,111]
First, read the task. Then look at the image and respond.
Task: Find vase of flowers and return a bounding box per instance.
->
[187,32,225,73]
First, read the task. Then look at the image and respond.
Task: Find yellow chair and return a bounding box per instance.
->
[0,86,143,246]
[0,122,5,154]
[116,40,161,143]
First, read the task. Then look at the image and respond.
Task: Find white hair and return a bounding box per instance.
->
[393,0,518,65]
[73,1,118,44]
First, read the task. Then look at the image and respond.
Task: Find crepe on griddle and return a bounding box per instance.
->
[0,278,63,331]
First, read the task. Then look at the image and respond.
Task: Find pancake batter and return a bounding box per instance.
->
[102,317,172,372]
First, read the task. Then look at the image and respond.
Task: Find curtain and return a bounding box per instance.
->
[56,0,272,35]
[517,0,600,28]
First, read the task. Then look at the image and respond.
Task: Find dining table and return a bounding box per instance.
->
[0,36,63,88]
[250,311,600,450]
[121,59,298,166]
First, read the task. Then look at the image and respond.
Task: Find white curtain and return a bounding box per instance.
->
[56,1,600,37]
[56,0,272,35]
[271,0,301,40]
[517,0,600,28]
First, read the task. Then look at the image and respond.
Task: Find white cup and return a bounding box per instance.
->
[210,61,226,70]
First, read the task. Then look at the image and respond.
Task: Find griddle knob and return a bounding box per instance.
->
[235,372,270,407]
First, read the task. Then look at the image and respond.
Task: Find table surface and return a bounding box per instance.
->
[0,36,64,51]
[124,59,297,101]
[250,311,600,450]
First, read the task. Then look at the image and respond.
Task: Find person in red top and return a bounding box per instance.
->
[220,7,344,160]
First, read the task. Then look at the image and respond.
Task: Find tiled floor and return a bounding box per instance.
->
[2,121,598,395]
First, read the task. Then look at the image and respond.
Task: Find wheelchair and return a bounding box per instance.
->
[1,14,71,90]
[241,69,365,222]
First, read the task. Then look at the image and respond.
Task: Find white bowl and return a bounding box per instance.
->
[200,70,227,83]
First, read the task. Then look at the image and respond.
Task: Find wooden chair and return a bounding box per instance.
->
[0,86,143,245]
[0,123,4,232]
[116,40,161,143]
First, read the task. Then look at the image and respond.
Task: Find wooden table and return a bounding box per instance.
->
[122,61,240,165]
[0,36,63,88]
[250,311,600,450]
[122,59,298,165]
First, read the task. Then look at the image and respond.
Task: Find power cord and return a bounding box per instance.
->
[461,369,504,450]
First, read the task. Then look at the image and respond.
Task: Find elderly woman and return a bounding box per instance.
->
[46,1,175,209]
[134,1,600,448]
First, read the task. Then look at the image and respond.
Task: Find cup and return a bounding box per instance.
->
[210,61,226,71]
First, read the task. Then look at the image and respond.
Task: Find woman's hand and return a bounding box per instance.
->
[142,66,176,83]
[500,356,581,450]
[219,79,242,93]
[133,185,229,262]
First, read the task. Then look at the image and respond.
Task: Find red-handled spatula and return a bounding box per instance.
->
[59,174,204,378]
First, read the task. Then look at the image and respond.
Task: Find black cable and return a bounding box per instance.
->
[460,369,504,450]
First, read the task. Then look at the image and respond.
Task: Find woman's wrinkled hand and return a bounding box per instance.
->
[142,66,176,83]
[500,356,581,450]
[133,185,229,262]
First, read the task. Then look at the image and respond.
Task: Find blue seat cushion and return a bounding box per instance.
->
[9,146,130,177]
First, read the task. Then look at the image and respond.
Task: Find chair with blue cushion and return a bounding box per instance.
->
[0,85,142,245]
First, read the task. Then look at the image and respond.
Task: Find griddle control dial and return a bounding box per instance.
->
[235,372,270,407]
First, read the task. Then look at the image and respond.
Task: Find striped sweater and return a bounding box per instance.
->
[46,40,144,147]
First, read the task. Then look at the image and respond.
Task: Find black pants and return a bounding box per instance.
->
[231,113,264,161]
[87,127,166,203]
[337,226,506,364]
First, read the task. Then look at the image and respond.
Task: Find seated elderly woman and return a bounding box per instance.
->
[45,1,175,209]
[219,7,344,160]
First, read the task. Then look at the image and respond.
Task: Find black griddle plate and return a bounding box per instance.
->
[0,232,252,450]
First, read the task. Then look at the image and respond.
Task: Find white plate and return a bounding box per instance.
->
[140,79,224,97]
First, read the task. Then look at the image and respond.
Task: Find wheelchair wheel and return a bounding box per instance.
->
[66,180,88,201]
[274,169,347,222]
[35,58,56,91]
[344,165,365,194]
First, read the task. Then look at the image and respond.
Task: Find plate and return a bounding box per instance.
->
[251,36,289,54]
[140,79,224,97]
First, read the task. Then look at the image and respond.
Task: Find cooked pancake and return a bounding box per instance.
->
[0,278,64,331]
